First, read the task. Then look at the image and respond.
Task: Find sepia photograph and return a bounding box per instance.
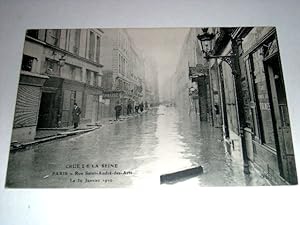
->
[5,27,298,188]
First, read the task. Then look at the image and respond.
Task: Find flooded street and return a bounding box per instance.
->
[6,105,270,188]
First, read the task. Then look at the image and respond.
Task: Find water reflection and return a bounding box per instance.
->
[6,105,269,188]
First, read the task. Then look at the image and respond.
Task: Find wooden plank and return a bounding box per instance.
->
[160,166,203,184]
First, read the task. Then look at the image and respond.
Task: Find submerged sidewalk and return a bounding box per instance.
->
[10,110,150,151]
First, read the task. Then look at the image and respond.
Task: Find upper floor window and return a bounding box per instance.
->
[26,30,39,39]
[69,29,81,55]
[21,55,34,72]
[46,29,61,46]
[96,36,101,64]
[44,58,59,75]
[89,31,95,60]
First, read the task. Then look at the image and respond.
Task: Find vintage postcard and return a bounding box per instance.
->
[5,27,298,188]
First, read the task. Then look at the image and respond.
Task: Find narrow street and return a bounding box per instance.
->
[6,105,270,188]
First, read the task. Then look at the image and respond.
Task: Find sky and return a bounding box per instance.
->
[127,28,189,99]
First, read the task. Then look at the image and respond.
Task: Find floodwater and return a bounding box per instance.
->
[6,105,270,188]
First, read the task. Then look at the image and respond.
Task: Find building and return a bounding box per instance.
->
[200,27,297,184]
[101,28,146,117]
[12,29,104,142]
[173,26,297,184]
[172,28,210,120]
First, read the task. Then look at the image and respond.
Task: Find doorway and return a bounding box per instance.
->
[264,55,297,184]
[37,92,56,128]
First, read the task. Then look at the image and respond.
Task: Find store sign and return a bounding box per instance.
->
[260,102,270,110]
[103,92,121,98]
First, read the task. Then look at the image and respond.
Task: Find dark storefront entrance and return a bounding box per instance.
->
[37,92,57,128]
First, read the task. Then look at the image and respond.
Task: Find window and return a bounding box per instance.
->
[21,55,34,72]
[69,29,80,55]
[245,56,260,139]
[89,31,95,60]
[249,49,276,148]
[72,66,82,82]
[45,58,59,75]
[92,74,102,87]
[26,30,39,39]
[46,29,61,46]
[97,75,102,87]
[118,54,126,75]
[118,54,121,74]
[96,36,101,63]
[93,72,97,87]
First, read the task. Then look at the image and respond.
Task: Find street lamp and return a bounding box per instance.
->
[197,28,235,72]
[197,28,215,57]
[197,28,250,174]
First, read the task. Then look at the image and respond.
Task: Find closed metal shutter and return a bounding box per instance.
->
[13,85,41,128]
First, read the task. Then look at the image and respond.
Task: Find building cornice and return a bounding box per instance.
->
[25,35,104,68]
[20,70,49,79]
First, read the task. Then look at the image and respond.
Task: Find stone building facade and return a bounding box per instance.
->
[203,27,297,184]
[12,29,104,142]
[101,29,150,117]
[172,26,297,184]
[172,28,206,118]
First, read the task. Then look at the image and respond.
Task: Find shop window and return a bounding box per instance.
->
[69,29,80,55]
[86,70,91,85]
[95,74,102,87]
[118,54,127,75]
[21,55,34,72]
[250,49,276,148]
[72,66,82,82]
[118,54,121,74]
[93,73,98,87]
[245,56,261,139]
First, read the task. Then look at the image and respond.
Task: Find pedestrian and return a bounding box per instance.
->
[115,102,122,121]
[127,103,132,115]
[139,102,144,112]
[72,103,81,129]
[135,104,139,114]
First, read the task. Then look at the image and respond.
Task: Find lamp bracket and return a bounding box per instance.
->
[204,54,235,70]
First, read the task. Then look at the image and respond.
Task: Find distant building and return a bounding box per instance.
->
[144,56,160,106]
[12,29,104,142]
[172,28,208,119]
[101,28,147,116]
